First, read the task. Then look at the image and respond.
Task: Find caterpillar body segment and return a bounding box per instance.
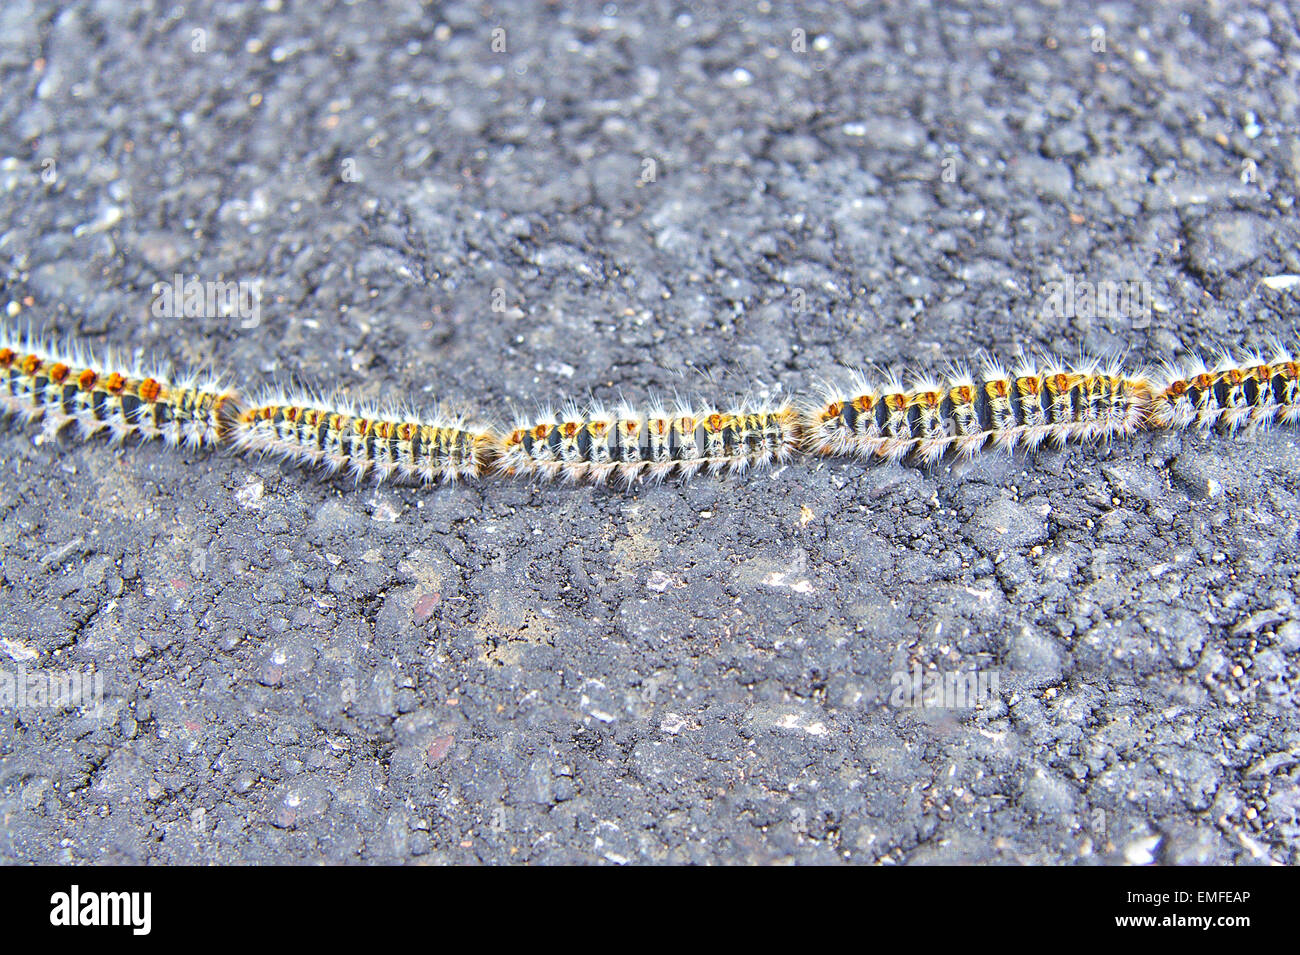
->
[803,353,1154,464]
[498,398,802,484]
[231,391,499,484]
[0,328,239,447]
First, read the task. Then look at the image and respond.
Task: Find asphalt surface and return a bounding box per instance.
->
[1,0,1298,864]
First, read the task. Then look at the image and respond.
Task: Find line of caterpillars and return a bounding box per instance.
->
[2,328,1298,487]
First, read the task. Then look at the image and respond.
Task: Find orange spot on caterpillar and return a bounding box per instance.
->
[48,362,70,384]
[103,372,126,394]
[0,347,13,368]
[21,354,41,375]
[138,377,161,401]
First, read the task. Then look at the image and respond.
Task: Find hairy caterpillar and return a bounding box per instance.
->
[803,354,1153,464]
[3,320,1297,490]
[1148,345,1300,433]
[497,398,801,484]
[231,391,498,484]
[0,327,238,447]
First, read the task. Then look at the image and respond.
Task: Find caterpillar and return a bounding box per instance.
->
[230,390,498,484]
[802,354,1152,464]
[0,326,238,447]
[1148,344,1300,433]
[496,398,801,484]
[2,320,1297,489]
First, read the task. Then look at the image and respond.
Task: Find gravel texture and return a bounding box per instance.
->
[1,0,1298,864]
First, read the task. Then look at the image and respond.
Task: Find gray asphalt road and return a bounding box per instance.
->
[1,0,1298,864]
